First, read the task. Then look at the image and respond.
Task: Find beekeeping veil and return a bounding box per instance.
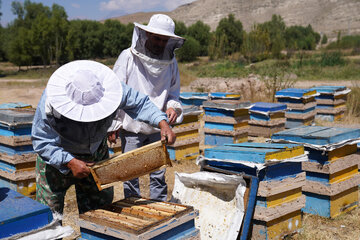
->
[130,14,185,77]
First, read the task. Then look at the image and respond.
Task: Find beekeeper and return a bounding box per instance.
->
[31,60,175,214]
[113,14,185,201]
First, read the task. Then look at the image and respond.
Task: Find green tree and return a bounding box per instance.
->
[258,15,286,58]
[176,35,200,62]
[321,34,328,45]
[215,14,244,55]
[242,24,270,62]
[8,27,33,68]
[174,20,187,36]
[102,20,132,57]
[285,24,320,51]
[50,4,68,65]
[187,21,211,56]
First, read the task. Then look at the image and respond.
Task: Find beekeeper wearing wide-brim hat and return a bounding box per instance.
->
[113,14,185,201]
[32,60,175,214]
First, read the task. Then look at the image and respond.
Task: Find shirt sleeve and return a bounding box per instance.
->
[31,91,74,174]
[166,59,183,124]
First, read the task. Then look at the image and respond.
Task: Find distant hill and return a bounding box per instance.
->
[110,0,360,39]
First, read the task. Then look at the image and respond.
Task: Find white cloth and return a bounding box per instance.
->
[113,26,183,134]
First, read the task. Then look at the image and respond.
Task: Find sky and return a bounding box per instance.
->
[0,0,196,27]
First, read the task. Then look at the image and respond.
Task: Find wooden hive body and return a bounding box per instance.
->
[78,197,199,240]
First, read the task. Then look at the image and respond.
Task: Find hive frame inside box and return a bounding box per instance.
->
[78,198,199,240]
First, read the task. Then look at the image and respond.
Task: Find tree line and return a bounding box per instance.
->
[0,0,324,68]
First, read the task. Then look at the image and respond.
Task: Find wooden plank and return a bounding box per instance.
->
[90,141,171,190]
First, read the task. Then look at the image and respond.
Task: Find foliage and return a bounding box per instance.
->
[258,15,286,59]
[321,34,328,45]
[176,35,200,62]
[102,20,132,57]
[212,14,244,57]
[187,21,211,56]
[285,24,320,51]
[326,35,360,50]
[242,24,270,62]
[174,20,187,36]
[319,51,345,66]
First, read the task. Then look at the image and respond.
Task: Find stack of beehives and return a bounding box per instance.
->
[310,86,350,122]
[249,102,287,138]
[275,88,317,129]
[272,126,360,218]
[167,105,202,161]
[199,142,307,240]
[179,92,209,106]
[202,100,251,148]
[0,106,36,198]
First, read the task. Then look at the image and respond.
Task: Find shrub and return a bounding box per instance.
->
[176,36,200,62]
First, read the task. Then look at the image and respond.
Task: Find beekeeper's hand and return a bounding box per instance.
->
[159,120,176,145]
[107,130,120,144]
[66,158,95,178]
[166,107,177,125]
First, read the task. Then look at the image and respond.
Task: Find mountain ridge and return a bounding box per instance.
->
[111,0,360,38]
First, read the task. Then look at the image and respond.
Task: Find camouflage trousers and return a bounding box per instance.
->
[35,138,113,214]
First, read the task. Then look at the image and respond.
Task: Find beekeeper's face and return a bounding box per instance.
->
[145,32,170,56]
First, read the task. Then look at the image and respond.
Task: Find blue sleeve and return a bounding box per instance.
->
[31,91,74,174]
[119,82,168,126]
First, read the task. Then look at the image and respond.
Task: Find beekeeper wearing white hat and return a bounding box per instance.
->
[32,60,175,214]
[113,14,185,201]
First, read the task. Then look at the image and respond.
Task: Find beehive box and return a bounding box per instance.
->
[0,108,36,198]
[180,92,209,106]
[90,141,171,190]
[209,92,241,100]
[78,197,199,240]
[168,106,202,161]
[0,187,53,239]
[202,100,250,148]
[249,102,287,137]
[275,88,317,129]
[201,142,306,240]
[272,126,360,218]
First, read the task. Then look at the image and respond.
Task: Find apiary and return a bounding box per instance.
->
[275,88,317,129]
[202,100,250,148]
[200,142,307,239]
[249,102,287,138]
[0,108,36,198]
[272,126,360,218]
[310,86,350,122]
[78,197,199,240]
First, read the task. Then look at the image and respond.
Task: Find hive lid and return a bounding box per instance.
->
[203,100,252,111]
[0,109,35,126]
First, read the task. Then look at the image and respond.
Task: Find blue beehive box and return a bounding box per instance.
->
[275,88,316,98]
[0,102,32,109]
[202,142,305,239]
[272,126,360,146]
[209,92,241,100]
[0,187,53,238]
[0,109,36,197]
[180,92,209,106]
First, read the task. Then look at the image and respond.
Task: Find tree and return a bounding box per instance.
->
[176,36,200,62]
[321,34,328,45]
[187,21,211,56]
[242,24,270,62]
[50,4,68,65]
[174,20,187,36]
[258,15,286,59]
[215,14,244,55]
[102,20,132,57]
[0,0,2,20]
